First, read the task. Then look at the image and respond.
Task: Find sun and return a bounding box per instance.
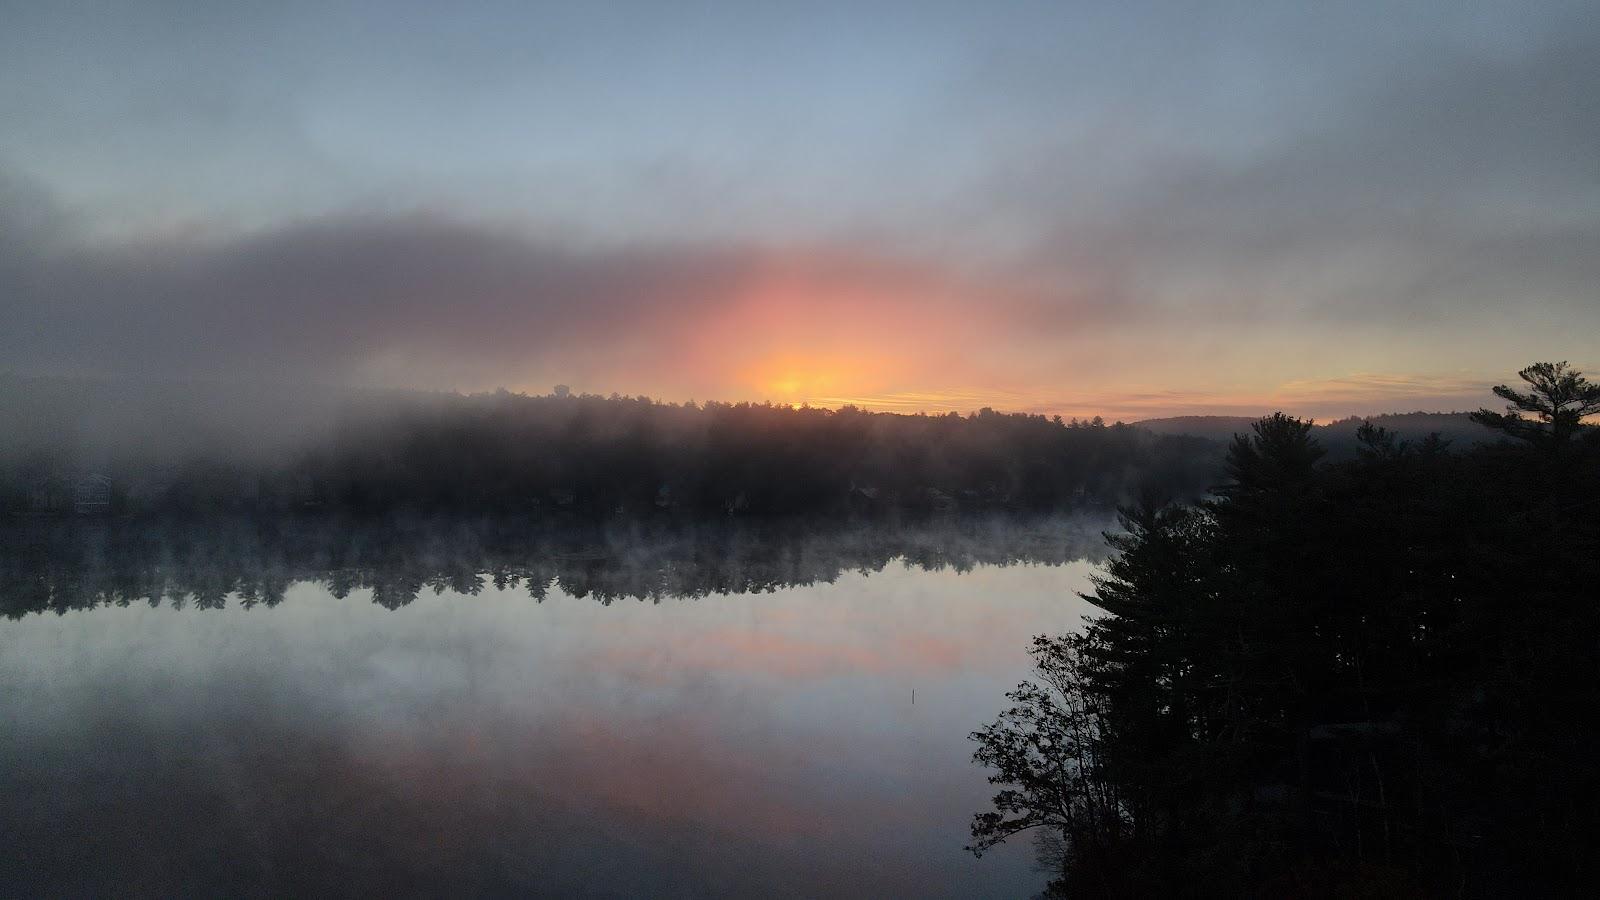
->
[770,374,805,397]
[746,356,860,403]
[765,369,837,400]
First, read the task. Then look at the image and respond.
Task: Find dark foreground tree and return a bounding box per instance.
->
[971,363,1600,897]
[1471,360,1600,446]
[967,635,1129,897]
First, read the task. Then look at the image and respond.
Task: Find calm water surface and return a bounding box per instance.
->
[1,516,1107,898]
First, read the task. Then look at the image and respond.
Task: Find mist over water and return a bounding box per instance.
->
[0,513,1108,898]
[6,1,1595,893]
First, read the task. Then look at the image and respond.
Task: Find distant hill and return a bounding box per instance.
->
[1136,411,1500,452]
[1314,412,1499,447]
[1134,416,1263,444]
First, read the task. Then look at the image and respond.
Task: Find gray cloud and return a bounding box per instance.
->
[1,3,1597,406]
[0,183,766,385]
[989,20,1600,330]
[0,172,1023,396]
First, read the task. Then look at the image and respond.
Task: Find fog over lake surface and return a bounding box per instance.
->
[1,514,1108,898]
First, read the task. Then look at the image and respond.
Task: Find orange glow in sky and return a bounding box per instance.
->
[483,249,1573,422]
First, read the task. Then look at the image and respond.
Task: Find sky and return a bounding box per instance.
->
[2,1,1596,420]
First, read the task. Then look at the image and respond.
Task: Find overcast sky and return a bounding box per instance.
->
[2,1,1596,418]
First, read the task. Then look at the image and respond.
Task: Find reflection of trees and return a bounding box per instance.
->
[0,512,1111,618]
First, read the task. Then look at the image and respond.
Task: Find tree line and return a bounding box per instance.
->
[969,362,1600,896]
[1,388,1219,516]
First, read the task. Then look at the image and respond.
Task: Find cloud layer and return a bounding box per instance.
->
[1,3,1596,417]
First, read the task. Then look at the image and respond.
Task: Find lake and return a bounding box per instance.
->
[0,514,1112,898]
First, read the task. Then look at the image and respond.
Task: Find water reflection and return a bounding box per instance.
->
[0,513,1109,618]
[0,513,1109,898]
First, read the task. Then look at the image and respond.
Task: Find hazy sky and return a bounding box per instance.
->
[2,1,1596,418]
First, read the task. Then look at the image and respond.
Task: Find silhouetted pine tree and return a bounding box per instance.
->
[971,362,1600,897]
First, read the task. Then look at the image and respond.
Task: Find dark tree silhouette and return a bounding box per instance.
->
[1471,360,1600,446]
[970,362,1600,897]
[0,385,1220,518]
[967,637,1121,872]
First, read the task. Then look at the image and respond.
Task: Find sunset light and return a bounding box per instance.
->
[3,2,1597,896]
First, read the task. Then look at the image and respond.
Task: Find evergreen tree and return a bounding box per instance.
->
[970,362,1600,896]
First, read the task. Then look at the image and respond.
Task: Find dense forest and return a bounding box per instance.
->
[0,378,1217,516]
[968,362,1600,896]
